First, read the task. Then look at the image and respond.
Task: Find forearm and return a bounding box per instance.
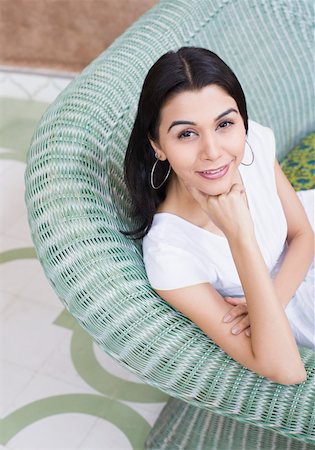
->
[228,233,305,382]
[274,230,314,307]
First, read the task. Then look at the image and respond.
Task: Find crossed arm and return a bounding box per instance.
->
[156,161,313,385]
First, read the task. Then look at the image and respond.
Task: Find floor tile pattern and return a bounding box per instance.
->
[0,69,167,450]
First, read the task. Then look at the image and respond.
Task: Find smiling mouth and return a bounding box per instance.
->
[198,162,231,180]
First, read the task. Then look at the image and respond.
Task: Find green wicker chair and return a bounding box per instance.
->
[25,0,315,448]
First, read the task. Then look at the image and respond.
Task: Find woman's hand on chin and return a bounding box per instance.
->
[186,183,254,239]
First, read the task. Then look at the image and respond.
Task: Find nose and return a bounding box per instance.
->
[200,132,223,161]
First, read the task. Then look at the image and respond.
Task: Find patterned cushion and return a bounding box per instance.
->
[281,132,315,190]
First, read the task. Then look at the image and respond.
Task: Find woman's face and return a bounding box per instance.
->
[150,84,246,197]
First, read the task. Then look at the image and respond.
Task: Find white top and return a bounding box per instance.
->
[143,120,315,349]
[143,120,288,296]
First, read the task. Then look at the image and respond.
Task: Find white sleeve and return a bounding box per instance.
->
[143,241,215,291]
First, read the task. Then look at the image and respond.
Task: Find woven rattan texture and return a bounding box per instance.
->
[145,398,315,449]
[25,0,315,445]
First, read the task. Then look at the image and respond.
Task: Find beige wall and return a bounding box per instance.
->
[0,0,158,72]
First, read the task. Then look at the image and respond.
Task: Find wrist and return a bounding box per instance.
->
[226,227,256,247]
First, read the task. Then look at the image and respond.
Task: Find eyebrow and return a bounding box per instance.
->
[167,108,238,132]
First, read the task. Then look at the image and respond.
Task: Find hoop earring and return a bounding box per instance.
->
[241,140,255,166]
[150,153,171,190]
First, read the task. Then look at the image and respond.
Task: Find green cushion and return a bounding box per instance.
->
[281,132,315,190]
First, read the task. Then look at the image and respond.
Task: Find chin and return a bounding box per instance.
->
[201,180,233,197]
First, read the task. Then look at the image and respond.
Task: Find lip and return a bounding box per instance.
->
[197,162,231,180]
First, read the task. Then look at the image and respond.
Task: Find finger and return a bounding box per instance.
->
[231,315,250,335]
[223,304,247,323]
[228,184,248,207]
[224,296,246,306]
[229,183,246,194]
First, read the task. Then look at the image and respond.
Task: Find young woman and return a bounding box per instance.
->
[124,47,314,385]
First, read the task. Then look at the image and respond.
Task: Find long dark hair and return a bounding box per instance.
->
[124,47,248,239]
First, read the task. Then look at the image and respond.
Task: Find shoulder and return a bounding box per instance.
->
[248,120,275,149]
[143,213,200,263]
[142,214,213,290]
[143,214,186,250]
[247,120,276,165]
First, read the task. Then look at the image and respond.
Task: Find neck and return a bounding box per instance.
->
[158,177,210,226]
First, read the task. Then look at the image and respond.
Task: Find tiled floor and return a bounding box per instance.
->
[0,68,167,450]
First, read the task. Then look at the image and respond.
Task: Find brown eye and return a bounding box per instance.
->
[218,121,233,129]
[178,130,196,139]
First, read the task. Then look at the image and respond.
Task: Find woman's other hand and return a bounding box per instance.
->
[223,296,251,336]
